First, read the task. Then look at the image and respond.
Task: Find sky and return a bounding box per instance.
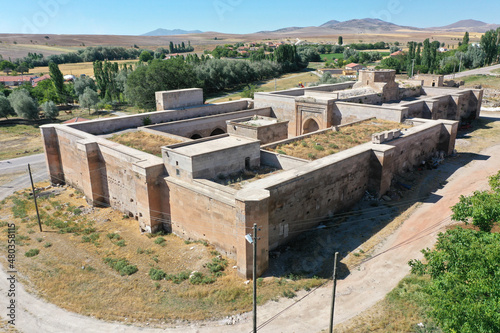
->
[0,0,499,35]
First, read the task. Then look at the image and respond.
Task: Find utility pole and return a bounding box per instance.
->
[458,53,463,73]
[252,223,258,333]
[28,164,43,232]
[328,252,339,333]
[274,77,277,91]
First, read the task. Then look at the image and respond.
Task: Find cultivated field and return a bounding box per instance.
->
[32,59,137,77]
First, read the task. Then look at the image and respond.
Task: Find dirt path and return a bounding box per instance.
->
[2,123,500,332]
[444,63,500,79]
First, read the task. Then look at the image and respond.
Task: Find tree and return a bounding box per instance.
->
[16,64,29,74]
[0,94,14,119]
[338,36,343,45]
[8,89,38,120]
[125,58,199,109]
[481,29,499,65]
[79,87,99,114]
[139,50,153,63]
[409,227,500,333]
[462,31,470,46]
[41,100,59,119]
[49,62,64,97]
[32,79,60,104]
[74,76,97,98]
[451,170,500,232]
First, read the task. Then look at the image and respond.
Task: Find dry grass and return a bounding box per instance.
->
[463,75,500,89]
[209,71,320,103]
[0,124,43,160]
[0,184,325,325]
[267,119,411,160]
[33,59,136,77]
[108,131,181,157]
[333,275,438,333]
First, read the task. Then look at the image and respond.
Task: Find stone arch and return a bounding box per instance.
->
[190,133,202,139]
[210,128,225,136]
[303,118,320,134]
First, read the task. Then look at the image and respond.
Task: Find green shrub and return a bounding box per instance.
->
[189,272,216,285]
[107,233,121,240]
[277,150,287,155]
[206,257,228,274]
[103,257,138,276]
[149,268,167,280]
[82,233,100,243]
[166,271,190,284]
[115,240,126,247]
[314,145,325,151]
[43,242,52,248]
[25,249,40,257]
[154,237,166,245]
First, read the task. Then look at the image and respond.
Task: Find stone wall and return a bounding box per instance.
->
[333,102,408,123]
[226,117,289,145]
[143,107,272,139]
[155,88,204,111]
[68,100,251,135]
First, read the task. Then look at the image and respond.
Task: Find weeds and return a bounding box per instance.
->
[149,267,167,280]
[25,249,40,257]
[103,257,138,276]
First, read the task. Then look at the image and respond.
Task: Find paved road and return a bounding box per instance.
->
[444,63,500,80]
[0,154,48,201]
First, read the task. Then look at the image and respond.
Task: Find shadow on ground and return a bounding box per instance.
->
[264,117,497,281]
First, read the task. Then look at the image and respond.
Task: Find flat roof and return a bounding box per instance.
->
[170,135,259,157]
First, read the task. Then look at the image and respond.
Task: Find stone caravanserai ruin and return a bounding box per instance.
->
[41,70,483,277]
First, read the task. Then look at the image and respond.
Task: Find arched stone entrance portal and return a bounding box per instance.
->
[303,118,320,134]
[190,134,202,139]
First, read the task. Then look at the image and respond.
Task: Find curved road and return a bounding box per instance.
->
[2,117,500,332]
[444,63,500,80]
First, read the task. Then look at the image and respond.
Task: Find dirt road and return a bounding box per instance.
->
[2,120,500,332]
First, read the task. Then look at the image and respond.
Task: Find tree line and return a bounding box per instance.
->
[379,29,500,75]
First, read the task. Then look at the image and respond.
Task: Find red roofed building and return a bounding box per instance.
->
[345,63,364,71]
[32,74,51,87]
[0,75,34,87]
[390,50,405,57]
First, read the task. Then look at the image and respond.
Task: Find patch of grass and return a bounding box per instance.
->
[206,256,228,274]
[166,271,191,284]
[82,233,100,245]
[463,74,500,89]
[25,248,40,257]
[0,123,43,160]
[149,267,167,281]
[108,131,180,157]
[11,197,29,218]
[189,271,216,285]
[103,257,138,276]
[154,237,166,245]
[107,233,121,240]
[115,239,126,247]
[282,289,297,298]
[267,119,411,160]
[43,242,52,248]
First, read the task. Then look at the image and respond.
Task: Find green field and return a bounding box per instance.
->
[320,53,344,61]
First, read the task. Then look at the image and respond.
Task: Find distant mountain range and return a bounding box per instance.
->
[256,18,500,35]
[142,19,500,37]
[142,28,203,36]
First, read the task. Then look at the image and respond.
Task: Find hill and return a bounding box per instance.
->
[428,19,500,32]
[142,28,203,36]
